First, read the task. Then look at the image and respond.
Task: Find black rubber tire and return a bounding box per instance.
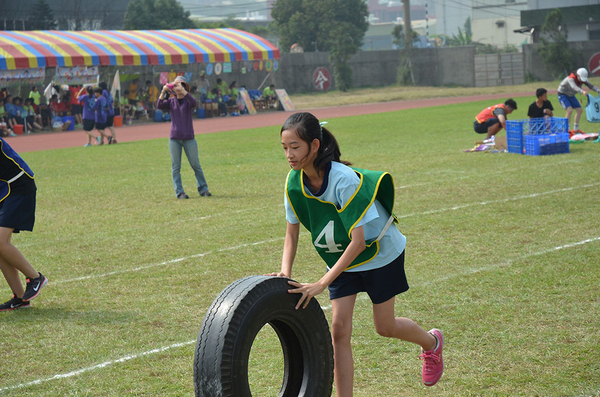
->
[194,275,334,397]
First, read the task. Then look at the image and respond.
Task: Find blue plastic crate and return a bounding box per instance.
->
[506,120,524,154]
[505,117,569,155]
[524,133,569,156]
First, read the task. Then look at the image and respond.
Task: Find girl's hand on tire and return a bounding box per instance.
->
[287,280,326,310]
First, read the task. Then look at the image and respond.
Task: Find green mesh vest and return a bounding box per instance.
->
[285,166,397,270]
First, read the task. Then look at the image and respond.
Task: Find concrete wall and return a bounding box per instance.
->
[270,46,476,93]
[523,40,600,81]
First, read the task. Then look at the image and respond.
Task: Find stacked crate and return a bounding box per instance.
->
[506,117,569,156]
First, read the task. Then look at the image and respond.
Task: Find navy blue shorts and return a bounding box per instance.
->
[95,122,107,130]
[328,251,409,304]
[0,193,36,233]
[106,115,114,127]
[83,119,95,132]
[473,119,499,134]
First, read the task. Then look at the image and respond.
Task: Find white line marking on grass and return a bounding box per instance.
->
[0,341,196,394]
[53,182,599,285]
[398,183,600,219]
[55,237,284,284]
[2,236,598,393]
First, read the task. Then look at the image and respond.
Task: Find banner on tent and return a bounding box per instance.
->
[0,67,45,84]
[54,66,99,85]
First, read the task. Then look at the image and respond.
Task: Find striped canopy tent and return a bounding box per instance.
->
[0,28,280,70]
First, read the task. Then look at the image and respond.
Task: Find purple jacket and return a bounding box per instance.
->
[79,94,95,121]
[93,95,107,124]
[157,93,197,140]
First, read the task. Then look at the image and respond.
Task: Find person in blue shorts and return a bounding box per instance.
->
[267,112,444,395]
[0,137,48,311]
[557,68,600,135]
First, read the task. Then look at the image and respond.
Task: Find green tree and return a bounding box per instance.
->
[392,24,419,49]
[124,0,196,30]
[537,9,579,78]
[28,0,57,30]
[271,0,368,91]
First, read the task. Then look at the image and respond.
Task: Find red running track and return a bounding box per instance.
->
[9,92,534,153]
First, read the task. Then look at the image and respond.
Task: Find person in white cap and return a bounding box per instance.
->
[557,68,600,136]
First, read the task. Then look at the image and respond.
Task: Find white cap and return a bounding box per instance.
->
[576,68,588,82]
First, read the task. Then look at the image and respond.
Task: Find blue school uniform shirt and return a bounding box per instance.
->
[93,95,107,124]
[586,94,600,123]
[284,161,406,272]
[79,94,95,121]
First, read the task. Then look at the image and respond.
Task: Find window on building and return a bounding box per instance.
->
[590,30,600,40]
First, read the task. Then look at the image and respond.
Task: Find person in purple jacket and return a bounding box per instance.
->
[77,86,99,147]
[157,76,211,199]
[99,82,117,144]
[93,88,111,146]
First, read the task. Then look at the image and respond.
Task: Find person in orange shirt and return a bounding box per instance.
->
[473,99,517,142]
[69,85,83,126]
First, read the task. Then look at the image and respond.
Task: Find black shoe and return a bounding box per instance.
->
[200,190,212,197]
[108,136,113,145]
[22,273,48,301]
[177,192,190,199]
[0,295,31,311]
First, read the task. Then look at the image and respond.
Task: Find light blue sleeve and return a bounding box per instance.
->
[284,192,299,224]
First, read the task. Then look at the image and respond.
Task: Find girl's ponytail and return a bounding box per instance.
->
[315,126,350,172]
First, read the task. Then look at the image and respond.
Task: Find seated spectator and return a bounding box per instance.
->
[0,88,9,101]
[190,85,202,103]
[4,96,17,128]
[262,84,276,105]
[207,88,227,117]
[227,81,239,106]
[216,78,229,96]
[0,119,15,137]
[11,97,25,127]
[0,99,16,137]
[120,90,134,119]
[0,98,7,125]
[23,98,43,132]
[528,88,554,118]
[135,100,149,120]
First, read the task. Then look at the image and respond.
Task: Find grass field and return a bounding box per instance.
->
[1,94,599,396]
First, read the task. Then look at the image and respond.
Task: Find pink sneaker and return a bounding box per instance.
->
[419,329,444,386]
